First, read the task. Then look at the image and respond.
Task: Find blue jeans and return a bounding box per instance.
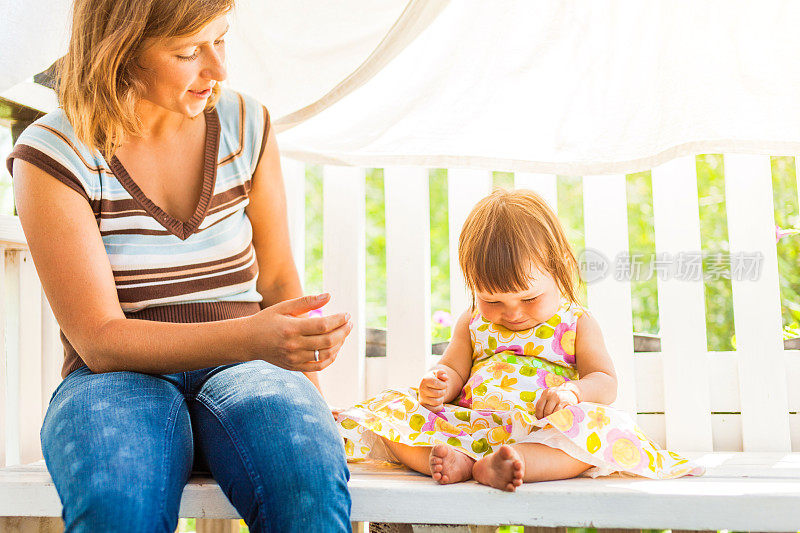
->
[40,360,352,532]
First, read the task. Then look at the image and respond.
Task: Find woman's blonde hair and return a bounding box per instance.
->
[458,188,583,307]
[57,0,235,159]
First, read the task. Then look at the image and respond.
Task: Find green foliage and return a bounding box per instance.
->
[557,176,587,304]
[625,171,659,335]
[366,168,387,329]
[696,154,735,351]
[771,156,800,337]
[429,169,450,340]
[304,165,323,296]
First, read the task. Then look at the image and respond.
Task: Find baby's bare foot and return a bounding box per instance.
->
[429,444,475,484]
[472,445,525,492]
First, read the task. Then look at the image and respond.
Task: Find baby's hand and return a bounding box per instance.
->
[535,383,580,419]
[418,369,449,413]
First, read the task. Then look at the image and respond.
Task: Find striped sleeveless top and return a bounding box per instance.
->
[6,89,268,377]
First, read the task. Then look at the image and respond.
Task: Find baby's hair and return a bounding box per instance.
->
[458,188,582,308]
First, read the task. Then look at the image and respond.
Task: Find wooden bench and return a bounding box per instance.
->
[1,87,799,531]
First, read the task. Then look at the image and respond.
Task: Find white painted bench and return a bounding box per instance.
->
[1,139,800,530]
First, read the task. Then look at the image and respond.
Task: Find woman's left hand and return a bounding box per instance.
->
[535,383,581,419]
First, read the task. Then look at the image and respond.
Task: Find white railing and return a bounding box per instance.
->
[0,154,798,472]
[281,154,798,455]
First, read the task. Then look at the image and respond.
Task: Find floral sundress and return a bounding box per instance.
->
[336,299,705,479]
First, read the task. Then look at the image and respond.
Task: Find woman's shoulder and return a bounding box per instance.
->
[214,88,270,173]
[6,108,103,201]
[214,87,269,131]
[14,108,87,153]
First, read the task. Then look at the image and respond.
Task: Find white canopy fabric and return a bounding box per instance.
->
[3,0,800,174]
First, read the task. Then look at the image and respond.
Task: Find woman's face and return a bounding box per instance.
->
[135,15,229,118]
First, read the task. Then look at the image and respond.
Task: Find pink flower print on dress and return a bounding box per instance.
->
[545,405,585,437]
[420,411,467,437]
[604,428,648,471]
[496,344,524,355]
[535,369,566,389]
[457,383,474,408]
[552,322,577,364]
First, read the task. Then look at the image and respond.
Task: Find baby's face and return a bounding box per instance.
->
[474,267,561,331]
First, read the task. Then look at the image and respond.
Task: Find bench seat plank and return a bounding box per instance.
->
[2,453,799,530]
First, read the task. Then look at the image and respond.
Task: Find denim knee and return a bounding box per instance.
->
[40,368,192,533]
[67,485,174,533]
[195,361,351,532]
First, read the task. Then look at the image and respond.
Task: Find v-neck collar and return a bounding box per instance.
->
[108,108,221,241]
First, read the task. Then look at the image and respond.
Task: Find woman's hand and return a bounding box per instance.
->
[418,369,449,413]
[535,382,581,419]
[247,293,353,372]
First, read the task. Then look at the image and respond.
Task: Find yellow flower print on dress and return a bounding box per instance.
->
[535,368,566,388]
[484,361,515,380]
[498,375,518,392]
[545,405,585,437]
[487,321,519,342]
[604,428,647,471]
[587,407,611,430]
[487,424,513,445]
[473,392,513,411]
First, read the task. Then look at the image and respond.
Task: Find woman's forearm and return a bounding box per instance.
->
[86,315,255,374]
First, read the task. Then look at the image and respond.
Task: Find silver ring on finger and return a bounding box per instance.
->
[314,349,320,362]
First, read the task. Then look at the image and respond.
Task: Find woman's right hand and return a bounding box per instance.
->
[418,368,449,412]
[247,293,353,372]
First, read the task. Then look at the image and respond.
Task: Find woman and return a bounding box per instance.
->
[5,0,353,531]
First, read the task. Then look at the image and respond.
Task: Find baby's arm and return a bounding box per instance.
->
[572,312,618,405]
[418,309,474,411]
[534,311,618,418]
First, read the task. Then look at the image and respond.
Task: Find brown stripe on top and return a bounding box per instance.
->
[116,260,259,303]
[7,144,90,200]
[114,256,255,287]
[100,228,173,237]
[114,245,254,284]
[33,124,113,174]
[113,242,253,277]
[208,184,248,211]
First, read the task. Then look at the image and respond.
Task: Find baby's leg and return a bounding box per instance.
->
[473,443,591,491]
[380,437,474,484]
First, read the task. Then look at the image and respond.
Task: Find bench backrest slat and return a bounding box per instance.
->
[385,167,431,390]
[724,154,792,451]
[651,156,714,451]
[446,170,491,319]
[582,173,638,416]
[18,252,43,465]
[318,166,366,407]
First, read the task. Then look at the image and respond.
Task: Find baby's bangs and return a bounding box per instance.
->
[463,224,544,295]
